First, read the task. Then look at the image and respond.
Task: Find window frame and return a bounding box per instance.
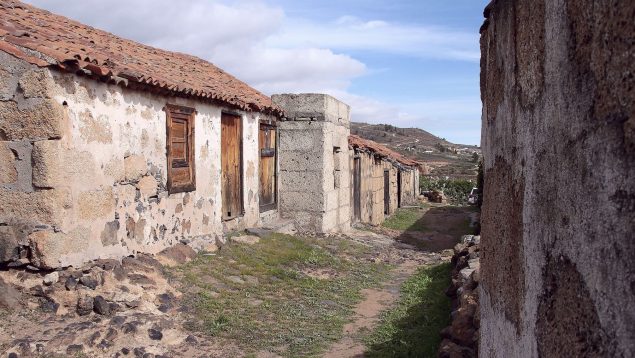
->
[165,104,196,194]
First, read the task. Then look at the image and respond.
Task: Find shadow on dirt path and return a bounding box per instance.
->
[323,204,477,357]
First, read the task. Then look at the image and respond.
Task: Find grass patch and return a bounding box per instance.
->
[364,263,452,357]
[172,233,389,357]
[382,208,427,232]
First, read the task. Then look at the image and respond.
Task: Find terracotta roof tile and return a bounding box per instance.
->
[0,0,281,115]
[348,134,420,168]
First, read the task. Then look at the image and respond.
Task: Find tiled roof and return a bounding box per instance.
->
[0,0,281,115]
[348,134,420,168]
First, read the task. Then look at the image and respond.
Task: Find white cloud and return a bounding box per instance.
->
[25,0,367,95]
[269,15,480,62]
[23,0,481,144]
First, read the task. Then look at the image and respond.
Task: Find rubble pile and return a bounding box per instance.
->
[438,235,480,358]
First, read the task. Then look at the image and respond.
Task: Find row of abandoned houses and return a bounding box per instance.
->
[0,1,421,269]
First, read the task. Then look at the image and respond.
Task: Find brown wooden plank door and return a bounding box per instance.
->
[259,124,276,211]
[221,113,242,220]
[353,157,361,221]
[397,170,402,208]
[384,170,390,215]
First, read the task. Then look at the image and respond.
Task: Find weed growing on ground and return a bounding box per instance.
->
[172,233,389,357]
[363,263,452,357]
[382,207,428,231]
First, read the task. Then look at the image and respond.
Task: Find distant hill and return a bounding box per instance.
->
[351,122,481,179]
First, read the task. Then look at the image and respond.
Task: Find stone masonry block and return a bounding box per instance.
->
[272,94,350,125]
[0,142,17,184]
[279,171,324,192]
[284,211,321,233]
[324,191,340,212]
[0,51,32,101]
[136,175,158,197]
[278,130,324,152]
[28,228,90,269]
[18,69,54,99]
[124,154,147,181]
[77,187,115,220]
[103,158,125,183]
[0,67,17,101]
[278,150,324,171]
[0,225,20,262]
[321,209,338,232]
[278,120,325,131]
[62,149,99,188]
[0,99,64,140]
[32,139,62,188]
[0,188,69,227]
[279,191,324,212]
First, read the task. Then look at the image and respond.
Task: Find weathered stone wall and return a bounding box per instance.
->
[350,151,383,225]
[1,52,271,269]
[479,1,635,357]
[273,94,351,233]
[349,149,418,226]
[399,167,418,206]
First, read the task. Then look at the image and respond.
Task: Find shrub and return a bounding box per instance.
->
[420,176,474,205]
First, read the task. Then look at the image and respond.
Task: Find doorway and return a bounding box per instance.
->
[384,170,390,215]
[353,157,361,221]
[221,113,243,220]
[259,123,276,211]
[397,170,402,208]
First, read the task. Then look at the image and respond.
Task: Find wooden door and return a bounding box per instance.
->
[353,157,361,221]
[397,170,402,208]
[259,124,276,211]
[221,113,242,220]
[384,170,390,215]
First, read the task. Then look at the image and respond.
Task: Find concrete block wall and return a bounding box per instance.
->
[273,94,351,233]
[480,1,634,357]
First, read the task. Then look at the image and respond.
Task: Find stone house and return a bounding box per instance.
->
[0,1,282,269]
[348,134,420,225]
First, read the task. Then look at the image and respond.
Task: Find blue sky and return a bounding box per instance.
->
[26,0,488,145]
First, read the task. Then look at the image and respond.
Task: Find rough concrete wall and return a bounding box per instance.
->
[274,94,351,233]
[322,120,351,232]
[1,53,268,268]
[479,1,635,357]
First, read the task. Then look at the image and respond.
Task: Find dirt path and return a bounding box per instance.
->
[323,258,426,358]
[323,205,476,357]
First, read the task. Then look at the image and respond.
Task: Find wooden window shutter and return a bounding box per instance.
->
[166,104,196,194]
